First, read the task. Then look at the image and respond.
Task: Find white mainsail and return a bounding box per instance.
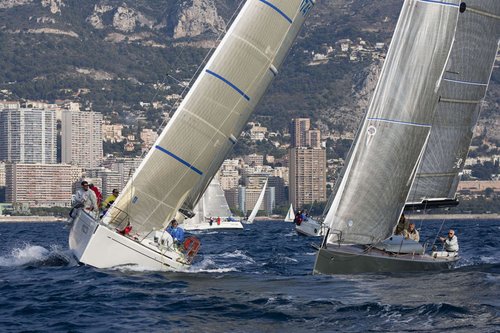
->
[107,0,315,235]
[247,179,268,223]
[284,204,295,222]
[324,0,461,245]
[408,1,500,206]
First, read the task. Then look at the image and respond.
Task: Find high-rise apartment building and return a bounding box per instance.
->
[290,118,310,148]
[289,147,326,209]
[306,129,321,149]
[62,109,103,169]
[288,118,327,208]
[0,107,57,164]
[5,163,82,207]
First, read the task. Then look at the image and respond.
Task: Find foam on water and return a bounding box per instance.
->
[0,243,72,267]
[219,249,255,263]
[189,258,238,273]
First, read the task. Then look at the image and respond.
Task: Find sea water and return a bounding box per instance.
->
[0,219,498,332]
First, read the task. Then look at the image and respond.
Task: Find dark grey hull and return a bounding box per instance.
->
[313,245,458,275]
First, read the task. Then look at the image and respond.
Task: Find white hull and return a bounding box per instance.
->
[295,218,327,237]
[68,210,191,271]
[182,220,243,231]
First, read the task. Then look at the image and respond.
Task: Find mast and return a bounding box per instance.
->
[407,1,500,209]
[323,0,461,245]
[107,0,315,234]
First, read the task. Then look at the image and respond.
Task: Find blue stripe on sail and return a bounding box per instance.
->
[417,0,460,8]
[259,0,293,24]
[205,70,250,101]
[443,78,488,87]
[155,145,203,175]
[367,117,431,128]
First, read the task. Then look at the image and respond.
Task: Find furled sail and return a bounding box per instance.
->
[324,0,461,245]
[108,0,314,234]
[247,179,268,223]
[407,1,500,207]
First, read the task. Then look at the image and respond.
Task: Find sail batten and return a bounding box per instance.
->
[408,0,500,205]
[324,0,461,245]
[107,0,313,235]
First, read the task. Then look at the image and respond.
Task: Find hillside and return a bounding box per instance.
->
[0,0,499,144]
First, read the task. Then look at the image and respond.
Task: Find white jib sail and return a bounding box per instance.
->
[247,179,268,223]
[107,0,315,235]
[284,204,295,222]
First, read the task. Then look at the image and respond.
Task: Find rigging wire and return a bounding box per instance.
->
[153,0,247,135]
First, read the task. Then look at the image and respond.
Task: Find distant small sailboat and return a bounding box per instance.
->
[183,178,243,230]
[314,0,468,275]
[245,178,268,224]
[68,0,314,272]
[284,204,295,222]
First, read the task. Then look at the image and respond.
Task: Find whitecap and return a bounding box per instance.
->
[188,257,239,273]
[0,244,49,266]
[219,249,255,263]
[0,243,75,267]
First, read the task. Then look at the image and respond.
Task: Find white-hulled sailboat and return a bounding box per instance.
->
[69,0,315,271]
[314,0,468,275]
[182,177,243,230]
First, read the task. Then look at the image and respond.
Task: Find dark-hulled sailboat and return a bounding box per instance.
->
[314,0,500,275]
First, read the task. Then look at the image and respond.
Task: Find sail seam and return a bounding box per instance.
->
[205,69,251,101]
[416,0,459,8]
[155,145,203,175]
[259,0,293,24]
[443,78,488,87]
[416,172,458,177]
[184,107,226,137]
[439,97,481,104]
[367,117,431,128]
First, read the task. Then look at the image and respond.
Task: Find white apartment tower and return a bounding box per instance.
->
[62,109,103,169]
[0,107,57,164]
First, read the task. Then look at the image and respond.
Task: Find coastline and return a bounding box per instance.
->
[1,213,499,223]
[405,213,500,220]
[254,214,500,221]
[0,216,66,223]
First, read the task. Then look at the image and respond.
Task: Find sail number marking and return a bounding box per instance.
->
[300,0,314,16]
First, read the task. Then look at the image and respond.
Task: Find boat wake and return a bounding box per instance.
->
[0,243,75,267]
[189,258,238,273]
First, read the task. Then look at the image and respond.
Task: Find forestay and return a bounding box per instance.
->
[408,1,500,205]
[324,0,461,245]
[107,0,314,234]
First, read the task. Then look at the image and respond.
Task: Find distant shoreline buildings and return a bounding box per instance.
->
[1,99,496,216]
